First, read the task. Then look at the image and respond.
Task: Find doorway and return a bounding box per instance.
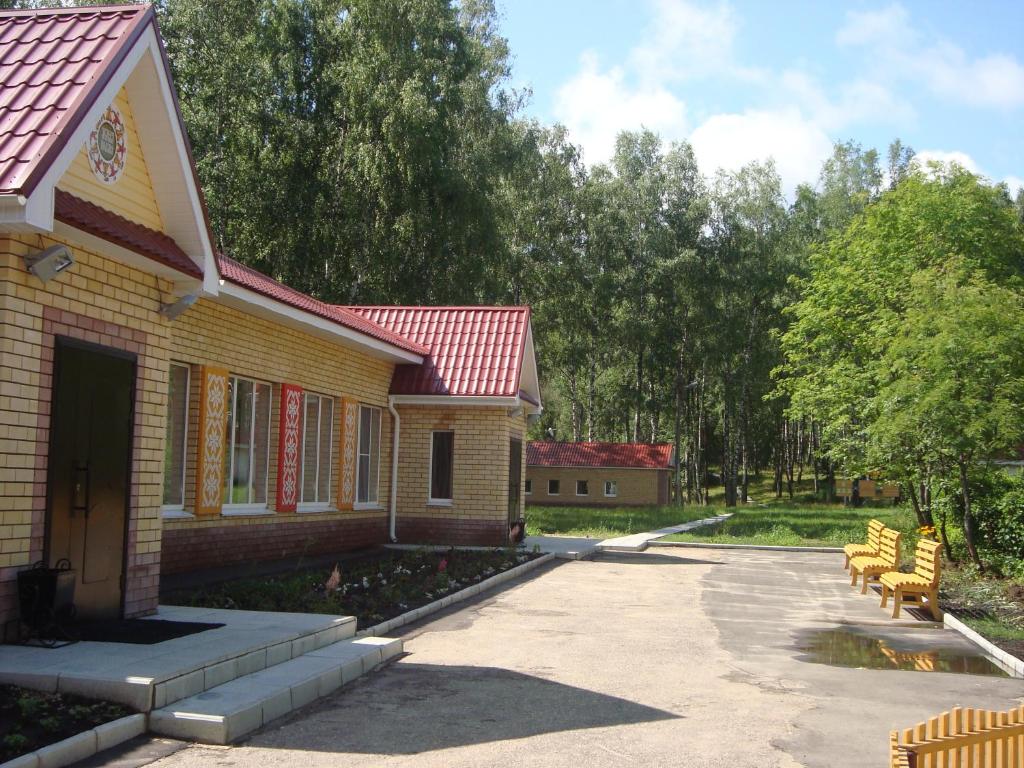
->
[46,339,135,620]
[508,438,522,525]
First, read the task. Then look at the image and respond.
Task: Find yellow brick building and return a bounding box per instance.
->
[0,6,541,632]
[525,442,674,508]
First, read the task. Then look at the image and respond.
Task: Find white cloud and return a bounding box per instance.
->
[628,0,760,85]
[689,109,834,195]
[835,5,913,49]
[550,0,1019,195]
[551,0,912,192]
[912,149,980,174]
[838,3,1024,109]
[780,70,914,132]
[913,150,1022,195]
[554,51,687,165]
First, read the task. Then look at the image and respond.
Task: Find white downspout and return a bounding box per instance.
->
[387,396,400,542]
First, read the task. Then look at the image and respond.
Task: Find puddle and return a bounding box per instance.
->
[797,627,1009,677]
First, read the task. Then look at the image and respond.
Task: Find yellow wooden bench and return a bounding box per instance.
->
[880,538,942,620]
[849,527,901,594]
[843,518,886,570]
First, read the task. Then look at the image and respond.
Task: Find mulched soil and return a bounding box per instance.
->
[0,686,130,762]
[163,547,543,630]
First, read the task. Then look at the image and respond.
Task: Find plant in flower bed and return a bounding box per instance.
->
[0,685,130,762]
[939,565,1024,658]
[166,547,540,629]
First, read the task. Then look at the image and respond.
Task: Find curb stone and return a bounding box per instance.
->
[944,612,1024,678]
[356,552,556,638]
[651,541,843,553]
[0,714,146,768]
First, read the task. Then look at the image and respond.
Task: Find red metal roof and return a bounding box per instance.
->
[55,189,201,278]
[217,255,428,356]
[346,306,530,397]
[0,5,151,195]
[527,441,675,470]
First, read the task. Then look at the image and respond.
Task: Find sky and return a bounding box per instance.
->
[496,0,1024,196]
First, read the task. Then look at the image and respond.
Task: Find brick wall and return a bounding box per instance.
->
[161,513,386,574]
[525,466,668,507]
[0,233,172,625]
[394,405,527,546]
[162,296,396,568]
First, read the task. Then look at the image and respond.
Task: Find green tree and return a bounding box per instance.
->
[780,165,1024,564]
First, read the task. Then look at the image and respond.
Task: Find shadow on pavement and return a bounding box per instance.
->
[254,663,680,754]
[594,551,724,566]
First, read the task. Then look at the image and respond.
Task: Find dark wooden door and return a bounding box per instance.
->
[508,438,522,524]
[46,340,134,620]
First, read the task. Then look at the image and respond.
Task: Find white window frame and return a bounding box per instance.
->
[354,404,382,510]
[161,362,190,516]
[524,479,532,495]
[428,429,454,506]
[548,479,560,496]
[297,392,335,512]
[222,374,273,512]
[576,480,589,496]
[604,480,618,498]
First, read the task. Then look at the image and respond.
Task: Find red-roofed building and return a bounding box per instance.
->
[526,442,675,507]
[0,5,541,630]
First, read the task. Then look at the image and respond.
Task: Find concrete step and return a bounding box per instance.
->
[149,635,402,744]
[150,611,358,711]
[598,515,733,552]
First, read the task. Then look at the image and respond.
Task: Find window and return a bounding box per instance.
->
[223,376,272,506]
[576,480,589,496]
[162,363,189,507]
[604,480,618,498]
[548,479,560,495]
[357,405,381,505]
[430,431,454,502]
[301,393,334,506]
[524,479,532,495]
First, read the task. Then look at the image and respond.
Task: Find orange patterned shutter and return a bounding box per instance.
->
[276,384,303,512]
[337,397,358,510]
[195,365,229,516]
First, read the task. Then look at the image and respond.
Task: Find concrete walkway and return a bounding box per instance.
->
[149,550,1023,768]
[523,514,731,558]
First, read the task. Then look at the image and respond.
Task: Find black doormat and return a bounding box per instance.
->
[71,619,224,645]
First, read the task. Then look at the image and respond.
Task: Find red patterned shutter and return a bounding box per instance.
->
[276,384,304,512]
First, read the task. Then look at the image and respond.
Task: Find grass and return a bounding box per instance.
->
[524,504,710,539]
[164,547,540,629]
[0,686,129,762]
[661,502,917,550]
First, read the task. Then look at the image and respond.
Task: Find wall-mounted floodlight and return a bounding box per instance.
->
[25,244,74,283]
[160,293,199,320]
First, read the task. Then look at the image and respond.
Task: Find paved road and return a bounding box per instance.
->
[150,549,1023,768]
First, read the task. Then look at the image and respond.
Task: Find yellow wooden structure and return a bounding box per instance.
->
[843,518,886,569]
[880,539,943,620]
[890,705,1024,767]
[849,527,901,593]
[880,483,902,501]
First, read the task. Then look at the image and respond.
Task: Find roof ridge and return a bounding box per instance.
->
[345,305,530,310]
[215,254,429,356]
[0,5,148,18]
[530,440,673,446]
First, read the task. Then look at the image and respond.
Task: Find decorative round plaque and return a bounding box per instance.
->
[87,105,127,184]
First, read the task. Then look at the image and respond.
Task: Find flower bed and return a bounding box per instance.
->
[164,547,541,629]
[0,686,130,762]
